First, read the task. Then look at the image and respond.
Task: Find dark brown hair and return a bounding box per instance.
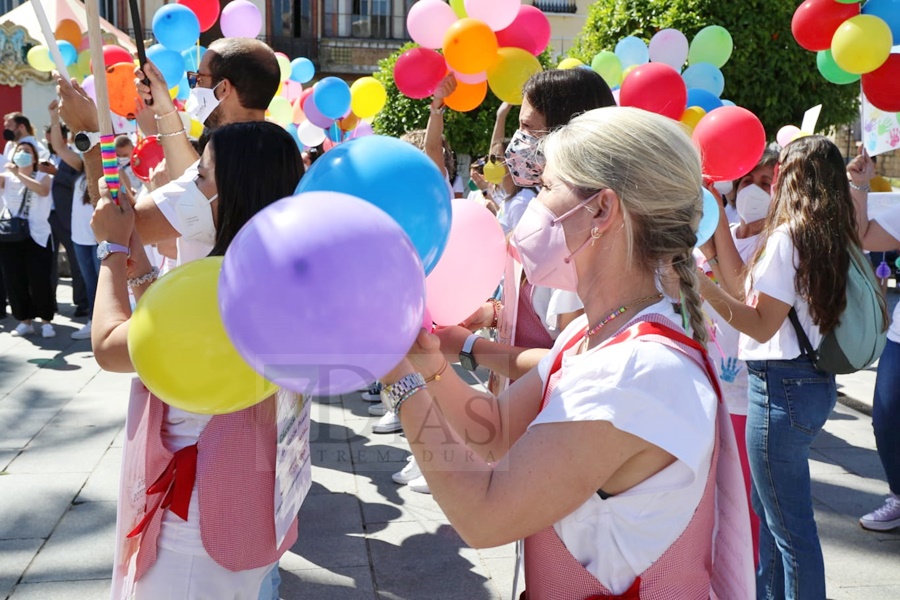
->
[207,38,280,111]
[522,69,615,131]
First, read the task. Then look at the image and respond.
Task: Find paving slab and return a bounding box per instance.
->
[0,408,60,450]
[0,538,43,600]
[7,578,110,599]
[278,565,375,600]
[4,420,118,475]
[0,473,87,539]
[76,446,123,503]
[288,492,369,571]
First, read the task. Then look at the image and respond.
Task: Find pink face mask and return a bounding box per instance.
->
[509,197,596,292]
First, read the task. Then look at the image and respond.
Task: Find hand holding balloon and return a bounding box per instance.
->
[381,328,446,387]
[846,147,875,188]
[91,189,134,246]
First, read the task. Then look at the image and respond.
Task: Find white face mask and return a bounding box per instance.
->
[185,81,222,125]
[174,180,218,246]
[117,157,130,167]
[735,183,772,224]
[713,180,733,197]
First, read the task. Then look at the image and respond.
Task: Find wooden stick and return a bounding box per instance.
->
[31,0,70,81]
[85,0,120,204]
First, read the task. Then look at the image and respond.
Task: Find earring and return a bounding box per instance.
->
[590,227,602,246]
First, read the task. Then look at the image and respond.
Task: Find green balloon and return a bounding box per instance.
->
[817,50,860,85]
[591,51,623,87]
[835,0,862,3]
[450,0,467,19]
[688,26,733,68]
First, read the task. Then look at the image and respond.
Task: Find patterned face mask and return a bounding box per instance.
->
[504,129,545,188]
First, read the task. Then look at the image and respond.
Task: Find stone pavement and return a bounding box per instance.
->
[1,281,898,600]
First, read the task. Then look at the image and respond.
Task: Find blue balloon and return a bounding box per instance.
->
[152,4,200,53]
[615,36,649,68]
[295,135,452,274]
[312,77,351,119]
[696,188,720,248]
[686,88,723,113]
[862,0,900,42]
[147,44,185,88]
[182,45,207,72]
[326,122,343,143]
[176,74,191,100]
[682,62,724,97]
[285,123,302,149]
[290,57,315,84]
[721,99,736,107]
[57,40,77,66]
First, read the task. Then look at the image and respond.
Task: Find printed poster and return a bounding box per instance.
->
[274,389,312,546]
[861,93,900,157]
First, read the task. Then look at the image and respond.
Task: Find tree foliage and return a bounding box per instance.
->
[372,43,553,156]
[570,0,859,138]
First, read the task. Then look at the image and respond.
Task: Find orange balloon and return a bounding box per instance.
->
[338,112,360,132]
[106,62,140,119]
[55,19,82,48]
[443,80,487,112]
[443,18,498,75]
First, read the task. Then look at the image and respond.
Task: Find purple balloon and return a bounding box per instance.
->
[303,96,334,129]
[349,121,374,139]
[218,192,426,396]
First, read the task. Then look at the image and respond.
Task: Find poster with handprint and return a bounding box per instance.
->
[862,93,900,157]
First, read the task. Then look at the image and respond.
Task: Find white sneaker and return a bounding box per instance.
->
[392,456,422,485]
[361,382,383,402]
[860,494,900,531]
[11,322,33,337]
[71,320,92,340]
[408,474,431,494]
[372,410,402,434]
[368,402,386,417]
[40,323,56,338]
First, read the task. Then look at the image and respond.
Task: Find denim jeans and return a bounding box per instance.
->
[873,339,900,495]
[746,356,836,600]
[72,243,99,316]
[257,562,281,600]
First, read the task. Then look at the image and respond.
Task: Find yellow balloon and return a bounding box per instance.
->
[558,57,584,70]
[169,85,179,99]
[276,55,291,81]
[483,158,506,184]
[350,77,387,119]
[128,257,279,414]
[27,45,55,72]
[680,106,707,134]
[622,64,638,79]
[831,15,893,75]
[268,96,292,126]
[189,118,204,139]
[488,47,543,105]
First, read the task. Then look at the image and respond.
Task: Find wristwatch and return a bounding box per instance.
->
[74,131,101,152]
[380,372,426,414]
[459,333,481,372]
[97,241,130,261]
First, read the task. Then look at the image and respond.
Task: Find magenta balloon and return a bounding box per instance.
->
[422,306,434,333]
[495,5,550,55]
[426,198,507,326]
[394,47,446,99]
[220,0,262,38]
[219,192,426,396]
[407,0,458,49]
[303,95,334,129]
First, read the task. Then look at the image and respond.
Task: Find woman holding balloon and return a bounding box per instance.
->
[91,121,304,598]
[382,106,753,598]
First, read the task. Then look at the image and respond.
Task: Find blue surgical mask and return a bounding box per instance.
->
[12,151,32,168]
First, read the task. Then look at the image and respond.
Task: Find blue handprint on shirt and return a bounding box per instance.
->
[719,357,743,383]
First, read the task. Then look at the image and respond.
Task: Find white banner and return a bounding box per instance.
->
[861,93,900,157]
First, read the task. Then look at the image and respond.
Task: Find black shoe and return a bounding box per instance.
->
[73,307,90,318]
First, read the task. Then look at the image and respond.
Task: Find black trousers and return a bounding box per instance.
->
[0,236,55,322]
[0,267,6,315]
[48,209,88,312]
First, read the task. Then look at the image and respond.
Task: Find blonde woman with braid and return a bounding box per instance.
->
[380,107,753,599]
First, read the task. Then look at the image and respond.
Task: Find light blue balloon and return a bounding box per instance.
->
[862,0,900,42]
[147,44,185,88]
[290,57,315,84]
[152,4,200,53]
[696,188,720,247]
[686,88,723,113]
[285,123,303,149]
[295,135,452,274]
[721,99,736,107]
[682,62,725,97]
[615,36,649,69]
[182,46,207,72]
[176,74,191,100]
[57,40,77,66]
[313,77,351,120]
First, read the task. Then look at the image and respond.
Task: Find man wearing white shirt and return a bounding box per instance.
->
[4,113,49,162]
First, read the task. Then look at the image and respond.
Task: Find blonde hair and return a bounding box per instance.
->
[542,106,707,344]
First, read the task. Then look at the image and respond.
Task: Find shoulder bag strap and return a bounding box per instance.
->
[787,307,817,360]
[19,187,32,220]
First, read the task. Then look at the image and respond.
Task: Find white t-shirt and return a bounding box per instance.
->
[725,203,740,225]
[4,136,49,162]
[1,171,52,247]
[151,161,214,266]
[530,301,717,594]
[70,175,97,246]
[531,287,583,340]
[497,187,536,235]
[873,205,900,342]
[739,226,823,361]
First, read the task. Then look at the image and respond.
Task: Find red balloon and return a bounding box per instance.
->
[394,47,446,99]
[496,6,551,57]
[791,0,860,52]
[619,63,686,121]
[862,54,900,112]
[692,107,766,182]
[177,0,220,32]
[93,45,133,72]
[131,137,165,183]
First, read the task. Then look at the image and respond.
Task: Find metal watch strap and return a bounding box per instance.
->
[381,372,426,413]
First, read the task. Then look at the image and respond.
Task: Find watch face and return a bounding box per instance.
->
[74,133,90,152]
[96,241,109,261]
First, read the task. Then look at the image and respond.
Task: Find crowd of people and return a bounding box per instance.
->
[4,30,897,600]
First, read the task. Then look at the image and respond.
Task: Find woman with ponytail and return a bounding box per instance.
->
[380,107,753,599]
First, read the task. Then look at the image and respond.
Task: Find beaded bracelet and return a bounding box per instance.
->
[848,181,870,193]
[394,382,428,415]
[153,108,179,121]
[127,266,160,289]
[157,129,186,139]
[488,298,502,329]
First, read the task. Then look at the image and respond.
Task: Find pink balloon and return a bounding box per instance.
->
[407,0,458,49]
[220,0,262,38]
[452,69,487,84]
[464,0,521,31]
[495,5,551,56]
[776,125,801,148]
[426,198,507,326]
[612,88,620,105]
[422,307,434,333]
[649,29,689,71]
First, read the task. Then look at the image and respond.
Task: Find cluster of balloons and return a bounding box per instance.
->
[397,0,550,110]
[793,0,900,111]
[26,18,95,82]
[130,135,507,410]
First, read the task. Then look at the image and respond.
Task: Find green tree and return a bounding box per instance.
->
[372,43,553,156]
[570,0,859,138]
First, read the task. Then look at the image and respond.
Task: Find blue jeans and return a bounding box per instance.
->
[257,563,280,600]
[873,339,900,495]
[72,243,99,316]
[746,356,836,600]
